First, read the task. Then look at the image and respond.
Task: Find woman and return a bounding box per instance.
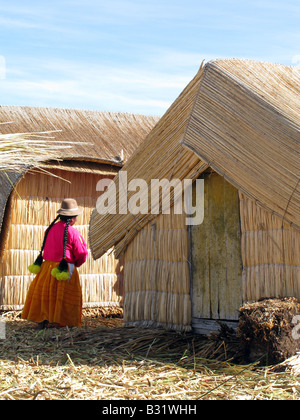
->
[21,198,88,329]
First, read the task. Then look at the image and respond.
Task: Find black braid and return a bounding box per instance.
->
[57,215,72,272]
[62,217,72,259]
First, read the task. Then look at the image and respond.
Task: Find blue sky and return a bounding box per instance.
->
[0,0,299,115]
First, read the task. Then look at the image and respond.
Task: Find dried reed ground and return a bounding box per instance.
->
[0,310,299,401]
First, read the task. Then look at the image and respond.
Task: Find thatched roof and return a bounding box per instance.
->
[0,106,159,165]
[89,59,300,260]
[0,106,159,238]
[182,59,300,231]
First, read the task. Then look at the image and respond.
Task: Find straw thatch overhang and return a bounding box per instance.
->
[40,160,121,175]
[0,106,159,164]
[0,106,160,252]
[89,62,209,259]
[182,59,300,232]
[89,58,300,260]
[0,107,159,310]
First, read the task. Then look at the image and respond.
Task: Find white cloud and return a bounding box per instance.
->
[1,55,195,114]
[1,0,298,115]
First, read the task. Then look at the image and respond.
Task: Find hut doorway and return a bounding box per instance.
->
[190,172,243,334]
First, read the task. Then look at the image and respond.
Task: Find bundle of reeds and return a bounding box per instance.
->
[0,127,71,172]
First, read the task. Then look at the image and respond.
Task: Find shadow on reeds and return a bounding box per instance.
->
[0,311,249,370]
[1,311,299,400]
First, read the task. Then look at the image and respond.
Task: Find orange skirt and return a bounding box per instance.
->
[21,260,82,327]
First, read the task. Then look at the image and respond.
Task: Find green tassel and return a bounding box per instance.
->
[51,259,69,281]
[56,271,69,281]
[28,253,43,274]
[28,264,42,274]
[58,258,68,272]
[51,267,60,278]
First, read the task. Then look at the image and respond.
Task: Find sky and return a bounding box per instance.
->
[0,0,299,116]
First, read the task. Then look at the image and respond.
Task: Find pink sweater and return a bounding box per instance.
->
[43,221,88,268]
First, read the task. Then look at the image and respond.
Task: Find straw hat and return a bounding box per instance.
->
[57,198,83,216]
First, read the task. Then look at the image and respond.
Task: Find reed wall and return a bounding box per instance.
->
[123,184,299,332]
[124,208,191,331]
[240,193,300,302]
[0,168,124,310]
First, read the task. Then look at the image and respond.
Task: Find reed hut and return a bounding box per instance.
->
[89,59,300,334]
[0,106,159,310]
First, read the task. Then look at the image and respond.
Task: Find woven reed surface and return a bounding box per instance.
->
[183,59,300,231]
[0,107,158,254]
[0,169,124,308]
[89,65,208,259]
[124,208,191,331]
[0,106,159,164]
[240,193,300,301]
[90,58,300,261]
